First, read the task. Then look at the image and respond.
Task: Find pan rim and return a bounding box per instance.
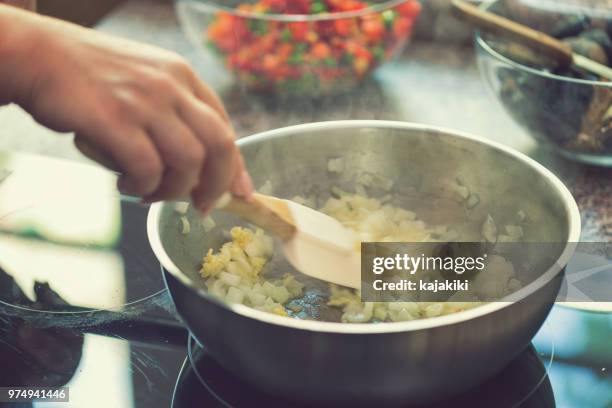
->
[147,120,581,334]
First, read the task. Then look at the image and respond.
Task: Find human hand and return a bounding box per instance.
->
[0,5,252,212]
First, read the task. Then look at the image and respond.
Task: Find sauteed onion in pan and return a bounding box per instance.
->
[196,189,523,323]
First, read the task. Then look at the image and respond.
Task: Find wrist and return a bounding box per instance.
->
[0,4,45,106]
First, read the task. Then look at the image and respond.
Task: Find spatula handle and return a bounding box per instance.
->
[451,0,573,68]
[217,193,296,241]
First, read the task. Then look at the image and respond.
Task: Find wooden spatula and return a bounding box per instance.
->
[451,0,612,81]
[75,138,362,288]
[216,192,361,289]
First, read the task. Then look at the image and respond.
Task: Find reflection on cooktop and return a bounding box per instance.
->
[172,336,555,408]
[0,201,166,315]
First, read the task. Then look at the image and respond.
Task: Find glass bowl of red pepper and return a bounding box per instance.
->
[176,0,422,96]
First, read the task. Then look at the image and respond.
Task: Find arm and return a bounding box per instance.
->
[0,4,252,212]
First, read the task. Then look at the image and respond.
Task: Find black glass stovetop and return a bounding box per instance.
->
[0,160,611,408]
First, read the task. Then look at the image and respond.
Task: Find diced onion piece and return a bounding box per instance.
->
[269,286,290,304]
[262,281,276,297]
[220,271,241,287]
[380,177,394,192]
[226,287,245,304]
[449,182,470,200]
[425,303,443,317]
[481,214,497,243]
[209,279,226,298]
[327,157,344,174]
[201,216,216,232]
[356,173,375,188]
[174,202,190,214]
[180,216,190,235]
[505,225,524,240]
[331,185,349,198]
[247,291,267,307]
[466,193,480,209]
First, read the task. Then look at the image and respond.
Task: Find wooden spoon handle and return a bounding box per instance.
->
[451,0,573,68]
[217,193,296,241]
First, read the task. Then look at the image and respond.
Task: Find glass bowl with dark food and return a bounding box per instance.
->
[176,0,422,96]
[475,0,612,166]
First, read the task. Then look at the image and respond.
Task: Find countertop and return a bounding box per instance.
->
[0,0,609,240]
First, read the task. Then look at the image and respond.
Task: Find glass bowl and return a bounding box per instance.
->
[474,0,612,166]
[176,0,422,97]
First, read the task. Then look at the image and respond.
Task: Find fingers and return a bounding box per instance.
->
[185,70,232,126]
[189,75,255,201]
[141,115,204,203]
[185,73,254,201]
[178,94,239,213]
[74,137,120,171]
[74,62,250,207]
[230,153,254,199]
[75,126,163,197]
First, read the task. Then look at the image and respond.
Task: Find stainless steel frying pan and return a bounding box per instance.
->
[147,121,580,405]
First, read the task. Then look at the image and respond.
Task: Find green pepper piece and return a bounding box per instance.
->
[373,45,385,61]
[382,9,396,29]
[281,28,292,42]
[342,52,355,64]
[323,57,337,67]
[311,1,327,13]
[289,53,304,65]
[248,19,269,35]
[288,43,308,64]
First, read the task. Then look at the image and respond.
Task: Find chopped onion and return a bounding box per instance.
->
[327,157,344,174]
[226,287,245,304]
[200,189,522,323]
[201,216,216,232]
[481,214,497,243]
[247,291,266,307]
[174,202,190,214]
[379,177,394,192]
[220,271,241,287]
[180,216,190,234]
[505,225,524,239]
[449,182,470,200]
[466,193,480,209]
